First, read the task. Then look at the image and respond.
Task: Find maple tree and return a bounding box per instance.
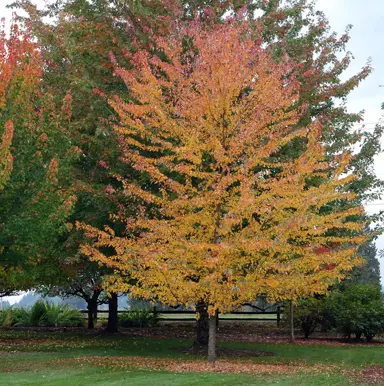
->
[12,0,130,277]
[0,119,16,295]
[7,2,130,328]
[0,19,78,296]
[79,18,367,362]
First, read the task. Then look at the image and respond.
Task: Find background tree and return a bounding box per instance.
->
[42,259,108,329]
[0,19,78,296]
[10,0,144,302]
[9,1,134,330]
[0,121,15,297]
[348,243,381,286]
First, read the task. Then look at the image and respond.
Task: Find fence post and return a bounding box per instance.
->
[277,306,281,327]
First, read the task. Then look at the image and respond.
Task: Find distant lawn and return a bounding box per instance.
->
[0,330,382,385]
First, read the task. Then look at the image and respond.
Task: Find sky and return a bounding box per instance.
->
[0,0,383,304]
[316,0,384,282]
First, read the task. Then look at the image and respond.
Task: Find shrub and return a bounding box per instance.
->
[119,308,159,328]
[0,301,83,328]
[40,303,83,327]
[12,308,33,326]
[328,284,384,342]
[291,298,327,339]
[289,285,384,341]
[0,307,14,327]
[29,301,47,326]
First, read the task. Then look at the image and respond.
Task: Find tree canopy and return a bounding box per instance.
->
[79,17,369,360]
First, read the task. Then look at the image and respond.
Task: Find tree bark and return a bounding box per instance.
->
[208,314,217,363]
[289,301,295,343]
[87,303,94,329]
[86,297,98,329]
[105,292,118,333]
[93,306,98,322]
[195,300,209,346]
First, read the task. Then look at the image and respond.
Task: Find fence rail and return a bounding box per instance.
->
[80,307,283,325]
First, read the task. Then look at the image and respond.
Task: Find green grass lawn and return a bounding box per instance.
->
[0,330,382,385]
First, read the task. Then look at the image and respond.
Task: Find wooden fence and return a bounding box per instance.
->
[80,305,283,325]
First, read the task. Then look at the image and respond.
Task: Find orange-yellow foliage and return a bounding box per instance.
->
[0,20,42,190]
[80,20,366,315]
[0,120,13,190]
[0,21,42,109]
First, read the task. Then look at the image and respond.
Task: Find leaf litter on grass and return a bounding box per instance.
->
[73,355,344,376]
[359,366,384,385]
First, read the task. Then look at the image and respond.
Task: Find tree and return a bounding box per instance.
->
[105,292,119,333]
[0,120,15,297]
[349,243,381,286]
[42,260,108,329]
[8,0,134,310]
[80,18,366,362]
[0,19,78,295]
[14,0,383,344]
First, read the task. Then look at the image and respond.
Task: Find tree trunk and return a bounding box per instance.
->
[87,297,98,329]
[289,301,295,343]
[195,300,209,346]
[365,334,374,343]
[87,302,94,330]
[208,314,217,363]
[105,293,118,333]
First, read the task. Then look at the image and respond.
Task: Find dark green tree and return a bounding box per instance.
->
[348,243,381,286]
